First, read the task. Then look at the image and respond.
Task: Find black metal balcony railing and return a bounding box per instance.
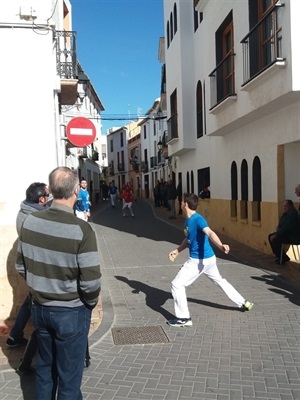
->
[92,151,99,161]
[140,162,148,173]
[209,53,235,109]
[241,3,284,85]
[166,114,178,143]
[150,156,157,169]
[132,162,139,172]
[118,162,125,171]
[55,30,77,79]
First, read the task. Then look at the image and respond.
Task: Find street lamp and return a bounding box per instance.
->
[77,69,90,103]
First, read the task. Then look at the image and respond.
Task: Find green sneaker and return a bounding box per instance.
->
[242,301,254,311]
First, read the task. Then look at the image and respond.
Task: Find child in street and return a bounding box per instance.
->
[168,192,253,327]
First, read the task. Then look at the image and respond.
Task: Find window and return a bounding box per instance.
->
[209,11,235,108]
[167,89,178,141]
[174,4,177,34]
[120,131,124,147]
[241,159,248,219]
[252,156,261,222]
[110,139,113,152]
[230,162,238,218]
[242,0,283,83]
[194,9,203,32]
[196,81,203,138]
[144,125,147,139]
[170,12,173,41]
[167,21,170,48]
[191,171,194,194]
[197,167,210,196]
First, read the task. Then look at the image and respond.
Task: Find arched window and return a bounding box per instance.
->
[230,161,238,218]
[252,156,261,221]
[173,4,177,34]
[241,159,248,219]
[186,171,190,193]
[191,171,194,194]
[170,12,174,41]
[196,81,203,138]
[167,21,170,48]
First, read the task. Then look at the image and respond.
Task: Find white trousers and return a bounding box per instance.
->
[171,256,245,319]
[110,194,116,206]
[75,210,88,222]
[122,201,133,215]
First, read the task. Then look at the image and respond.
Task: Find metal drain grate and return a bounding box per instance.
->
[111,325,170,345]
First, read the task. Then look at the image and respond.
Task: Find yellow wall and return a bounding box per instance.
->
[196,198,280,255]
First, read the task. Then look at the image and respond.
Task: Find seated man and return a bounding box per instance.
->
[268,199,300,264]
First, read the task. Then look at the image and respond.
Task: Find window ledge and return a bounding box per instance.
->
[241,59,286,92]
[209,95,237,115]
[252,221,261,227]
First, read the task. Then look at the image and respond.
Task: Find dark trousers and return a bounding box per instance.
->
[10,295,31,341]
[268,232,286,259]
[31,303,91,400]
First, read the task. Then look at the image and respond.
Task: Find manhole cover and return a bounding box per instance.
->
[111,325,170,345]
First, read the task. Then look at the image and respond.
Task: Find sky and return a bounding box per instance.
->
[71,0,164,134]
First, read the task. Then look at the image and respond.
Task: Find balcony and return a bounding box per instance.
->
[241,3,284,85]
[150,156,157,169]
[209,53,236,110]
[118,162,125,172]
[55,30,78,105]
[92,150,99,161]
[166,114,178,144]
[132,162,139,172]
[140,162,148,173]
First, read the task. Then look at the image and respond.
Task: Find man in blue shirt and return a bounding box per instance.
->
[75,179,91,221]
[168,192,253,327]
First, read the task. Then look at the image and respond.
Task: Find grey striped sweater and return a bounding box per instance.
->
[15,203,101,308]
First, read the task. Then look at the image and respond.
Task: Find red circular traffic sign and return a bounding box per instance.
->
[66,117,96,147]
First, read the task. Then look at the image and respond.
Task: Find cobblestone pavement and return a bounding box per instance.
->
[1,198,300,399]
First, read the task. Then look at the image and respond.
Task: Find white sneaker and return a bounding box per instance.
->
[167,318,193,327]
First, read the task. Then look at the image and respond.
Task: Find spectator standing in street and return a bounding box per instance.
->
[167,179,178,219]
[15,167,101,400]
[75,179,91,221]
[6,182,50,351]
[154,181,161,207]
[101,180,109,201]
[177,178,183,215]
[167,192,253,327]
[108,181,118,207]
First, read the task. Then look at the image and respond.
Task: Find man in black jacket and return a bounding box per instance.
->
[167,179,178,219]
[268,199,300,264]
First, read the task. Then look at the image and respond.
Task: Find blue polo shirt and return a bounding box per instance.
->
[184,213,214,259]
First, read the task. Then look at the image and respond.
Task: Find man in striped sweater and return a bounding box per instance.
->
[15,166,101,400]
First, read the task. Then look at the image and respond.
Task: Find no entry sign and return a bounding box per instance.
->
[66,117,96,147]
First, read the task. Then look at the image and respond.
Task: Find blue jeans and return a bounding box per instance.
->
[10,295,31,340]
[31,303,91,400]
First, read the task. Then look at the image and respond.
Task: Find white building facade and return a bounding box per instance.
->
[0,0,103,327]
[163,0,300,254]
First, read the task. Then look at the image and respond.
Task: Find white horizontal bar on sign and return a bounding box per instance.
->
[70,128,93,136]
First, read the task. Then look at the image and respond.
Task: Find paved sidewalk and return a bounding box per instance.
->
[1,198,300,399]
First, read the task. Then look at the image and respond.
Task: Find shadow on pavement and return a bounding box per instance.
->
[251,274,300,306]
[115,275,242,320]
[92,201,183,245]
